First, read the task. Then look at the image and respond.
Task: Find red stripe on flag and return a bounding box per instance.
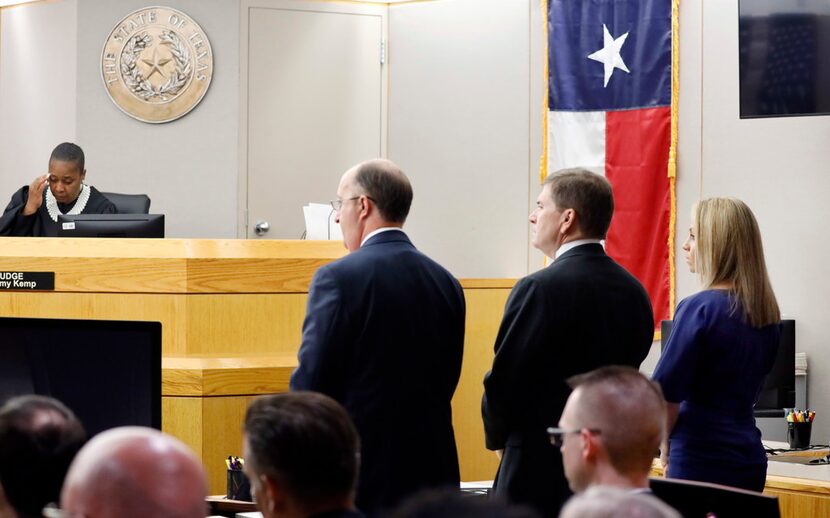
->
[605,106,672,330]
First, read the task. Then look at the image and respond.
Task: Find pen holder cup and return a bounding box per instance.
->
[226,469,252,501]
[787,421,812,449]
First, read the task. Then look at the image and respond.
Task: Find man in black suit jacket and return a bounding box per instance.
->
[482,168,654,517]
[290,159,465,515]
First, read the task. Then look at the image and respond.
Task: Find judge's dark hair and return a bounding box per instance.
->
[0,395,87,518]
[543,168,614,239]
[244,391,360,507]
[49,142,85,172]
[353,159,413,224]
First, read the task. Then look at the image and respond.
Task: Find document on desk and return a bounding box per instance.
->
[303,203,343,241]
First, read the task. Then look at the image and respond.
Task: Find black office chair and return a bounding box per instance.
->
[101,192,151,214]
[650,477,781,518]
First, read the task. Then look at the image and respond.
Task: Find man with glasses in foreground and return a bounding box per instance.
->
[291,159,465,515]
[551,366,666,494]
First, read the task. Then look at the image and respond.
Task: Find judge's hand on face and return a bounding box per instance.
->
[22,175,49,216]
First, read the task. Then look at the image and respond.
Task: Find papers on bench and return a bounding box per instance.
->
[303,203,342,241]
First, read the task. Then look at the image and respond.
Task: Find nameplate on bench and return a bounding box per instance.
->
[0,272,55,291]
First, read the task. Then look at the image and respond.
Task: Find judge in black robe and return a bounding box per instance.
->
[0,142,116,237]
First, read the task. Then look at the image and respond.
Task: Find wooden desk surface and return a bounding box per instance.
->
[0,238,347,293]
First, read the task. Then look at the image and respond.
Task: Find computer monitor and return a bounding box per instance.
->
[660,319,795,414]
[0,317,162,436]
[57,214,164,238]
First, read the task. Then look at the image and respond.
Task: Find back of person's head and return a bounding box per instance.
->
[243,391,360,516]
[693,197,779,327]
[0,395,86,518]
[391,489,541,518]
[49,142,85,171]
[352,158,413,224]
[61,426,207,518]
[565,367,665,482]
[543,168,614,239]
[560,486,681,518]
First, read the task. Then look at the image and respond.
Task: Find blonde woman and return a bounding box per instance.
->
[653,198,780,492]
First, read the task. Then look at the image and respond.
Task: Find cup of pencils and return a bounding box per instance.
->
[226,455,252,501]
[786,409,815,449]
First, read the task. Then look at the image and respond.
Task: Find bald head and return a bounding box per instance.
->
[345,159,413,224]
[61,427,207,518]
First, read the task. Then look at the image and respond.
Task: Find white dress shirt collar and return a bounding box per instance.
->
[361,227,404,247]
[554,238,603,260]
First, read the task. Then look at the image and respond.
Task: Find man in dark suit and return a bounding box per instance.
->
[290,159,465,515]
[481,168,654,517]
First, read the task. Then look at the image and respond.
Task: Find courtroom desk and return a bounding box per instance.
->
[0,238,346,355]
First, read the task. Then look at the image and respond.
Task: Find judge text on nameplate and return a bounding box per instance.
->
[0,272,55,291]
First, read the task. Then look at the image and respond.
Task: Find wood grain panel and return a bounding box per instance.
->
[452,288,510,482]
[459,278,517,289]
[0,292,188,354]
[184,294,307,355]
[162,355,295,396]
[202,396,259,495]
[0,238,346,294]
[162,397,204,459]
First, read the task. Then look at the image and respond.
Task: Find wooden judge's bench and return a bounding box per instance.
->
[0,238,510,494]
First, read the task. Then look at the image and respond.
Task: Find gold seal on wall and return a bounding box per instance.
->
[101,6,214,124]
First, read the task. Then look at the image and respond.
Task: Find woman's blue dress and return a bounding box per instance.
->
[653,289,780,492]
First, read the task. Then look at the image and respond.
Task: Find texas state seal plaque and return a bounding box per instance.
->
[101,6,214,123]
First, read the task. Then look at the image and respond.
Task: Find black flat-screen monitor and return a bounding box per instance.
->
[0,318,162,436]
[660,319,795,414]
[739,0,830,118]
[57,214,164,238]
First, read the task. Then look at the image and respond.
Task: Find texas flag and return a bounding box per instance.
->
[546,0,676,331]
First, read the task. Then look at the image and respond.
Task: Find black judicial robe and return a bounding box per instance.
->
[0,185,117,237]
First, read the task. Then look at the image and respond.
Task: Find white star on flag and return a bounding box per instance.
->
[587,24,630,87]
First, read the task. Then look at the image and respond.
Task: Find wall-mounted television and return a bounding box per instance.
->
[0,318,162,436]
[739,0,830,118]
[57,214,164,238]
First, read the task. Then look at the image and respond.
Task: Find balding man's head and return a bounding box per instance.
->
[335,159,413,251]
[61,427,207,518]
[557,366,666,492]
[346,159,413,224]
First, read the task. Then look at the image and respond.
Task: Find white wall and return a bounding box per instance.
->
[74,0,239,238]
[388,0,540,278]
[676,0,830,442]
[0,0,77,205]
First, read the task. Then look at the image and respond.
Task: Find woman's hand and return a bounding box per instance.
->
[22,175,49,216]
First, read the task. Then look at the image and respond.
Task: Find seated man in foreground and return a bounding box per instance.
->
[243,391,363,518]
[553,366,666,493]
[60,427,207,518]
[0,395,87,518]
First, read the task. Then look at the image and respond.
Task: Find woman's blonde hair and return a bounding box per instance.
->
[693,197,780,327]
